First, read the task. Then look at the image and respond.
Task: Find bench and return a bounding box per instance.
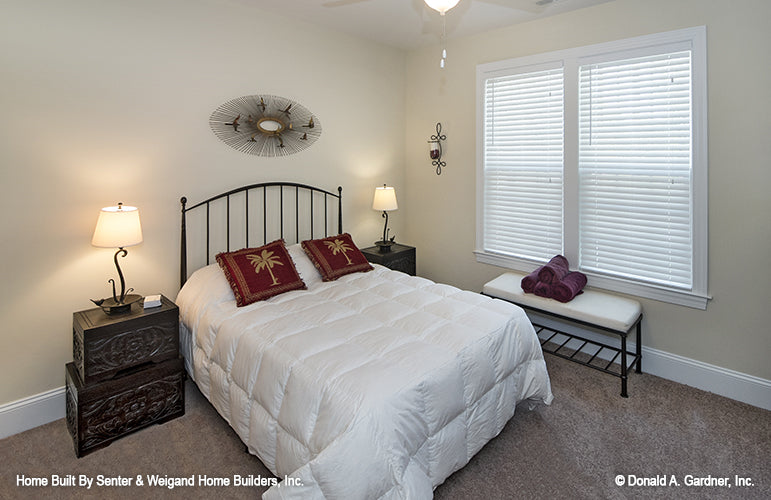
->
[483,272,643,397]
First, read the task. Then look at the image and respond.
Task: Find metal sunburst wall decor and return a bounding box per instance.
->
[209,94,322,157]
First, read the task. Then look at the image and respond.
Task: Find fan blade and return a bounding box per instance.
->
[475,0,547,14]
[323,0,370,7]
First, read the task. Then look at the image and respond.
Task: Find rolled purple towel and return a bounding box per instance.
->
[520,266,544,293]
[537,255,570,284]
[534,281,552,298]
[552,271,587,303]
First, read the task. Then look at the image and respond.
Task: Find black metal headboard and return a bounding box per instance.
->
[180,182,343,287]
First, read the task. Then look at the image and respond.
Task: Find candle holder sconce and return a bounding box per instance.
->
[428,122,446,175]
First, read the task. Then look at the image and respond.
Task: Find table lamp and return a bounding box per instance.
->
[91,202,143,314]
[372,185,398,252]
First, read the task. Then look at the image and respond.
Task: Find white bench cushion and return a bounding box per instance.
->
[483,272,642,333]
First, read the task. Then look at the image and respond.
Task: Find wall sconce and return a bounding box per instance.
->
[91,202,143,314]
[428,122,446,175]
[372,185,398,252]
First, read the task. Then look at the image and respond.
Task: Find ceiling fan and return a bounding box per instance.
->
[323,0,560,67]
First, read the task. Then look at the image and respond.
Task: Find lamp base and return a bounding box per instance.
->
[375,241,394,253]
[94,294,143,315]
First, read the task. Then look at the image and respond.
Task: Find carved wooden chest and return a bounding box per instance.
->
[73,296,179,384]
[66,296,184,457]
[65,358,184,457]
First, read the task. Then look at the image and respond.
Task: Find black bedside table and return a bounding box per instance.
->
[65,295,185,457]
[361,243,416,276]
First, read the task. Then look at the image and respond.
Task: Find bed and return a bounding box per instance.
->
[176,182,553,499]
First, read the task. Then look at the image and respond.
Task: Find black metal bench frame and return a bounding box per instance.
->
[486,296,643,397]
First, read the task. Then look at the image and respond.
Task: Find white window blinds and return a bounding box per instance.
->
[482,67,564,261]
[578,51,693,289]
[477,27,707,307]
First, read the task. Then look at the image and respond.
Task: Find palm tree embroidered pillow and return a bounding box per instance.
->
[301,233,373,281]
[215,239,307,307]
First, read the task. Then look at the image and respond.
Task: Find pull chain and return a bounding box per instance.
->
[440,13,447,68]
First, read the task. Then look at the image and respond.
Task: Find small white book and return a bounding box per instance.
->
[143,294,162,309]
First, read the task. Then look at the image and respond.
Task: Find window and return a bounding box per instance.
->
[476,27,708,308]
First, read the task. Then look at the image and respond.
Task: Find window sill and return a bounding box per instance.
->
[474,250,710,310]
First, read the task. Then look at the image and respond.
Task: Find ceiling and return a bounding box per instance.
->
[233,0,613,50]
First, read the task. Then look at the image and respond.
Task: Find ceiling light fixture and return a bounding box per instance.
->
[424,0,461,68]
[424,0,461,14]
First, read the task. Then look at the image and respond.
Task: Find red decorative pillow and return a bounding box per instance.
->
[216,239,306,307]
[301,233,373,281]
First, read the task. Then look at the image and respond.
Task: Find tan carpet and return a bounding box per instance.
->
[1,355,768,499]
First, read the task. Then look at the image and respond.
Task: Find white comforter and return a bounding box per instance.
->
[177,246,553,499]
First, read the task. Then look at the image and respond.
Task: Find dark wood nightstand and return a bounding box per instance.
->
[65,295,185,457]
[361,243,416,276]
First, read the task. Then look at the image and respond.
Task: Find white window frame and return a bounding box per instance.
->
[475,26,709,309]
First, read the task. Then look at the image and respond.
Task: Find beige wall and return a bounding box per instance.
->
[0,0,406,404]
[403,0,771,380]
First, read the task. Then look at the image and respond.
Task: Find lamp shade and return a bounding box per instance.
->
[372,186,398,212]
[424,0,461,14]
[91,203,143,248]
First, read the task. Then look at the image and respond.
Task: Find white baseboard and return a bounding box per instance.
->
[529,312,771,411]
[642,347,771,411]
[1,335,769,439]
[0,386,66,440]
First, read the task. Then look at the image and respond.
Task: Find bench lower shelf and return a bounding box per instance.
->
[535,324,641,387]
[515,303,642,398]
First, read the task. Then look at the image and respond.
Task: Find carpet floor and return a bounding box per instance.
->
[1,354,768,499]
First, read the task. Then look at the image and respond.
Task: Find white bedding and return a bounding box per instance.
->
[176,245,553,499]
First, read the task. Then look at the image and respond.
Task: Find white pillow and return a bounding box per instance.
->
[287,243,323,288]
